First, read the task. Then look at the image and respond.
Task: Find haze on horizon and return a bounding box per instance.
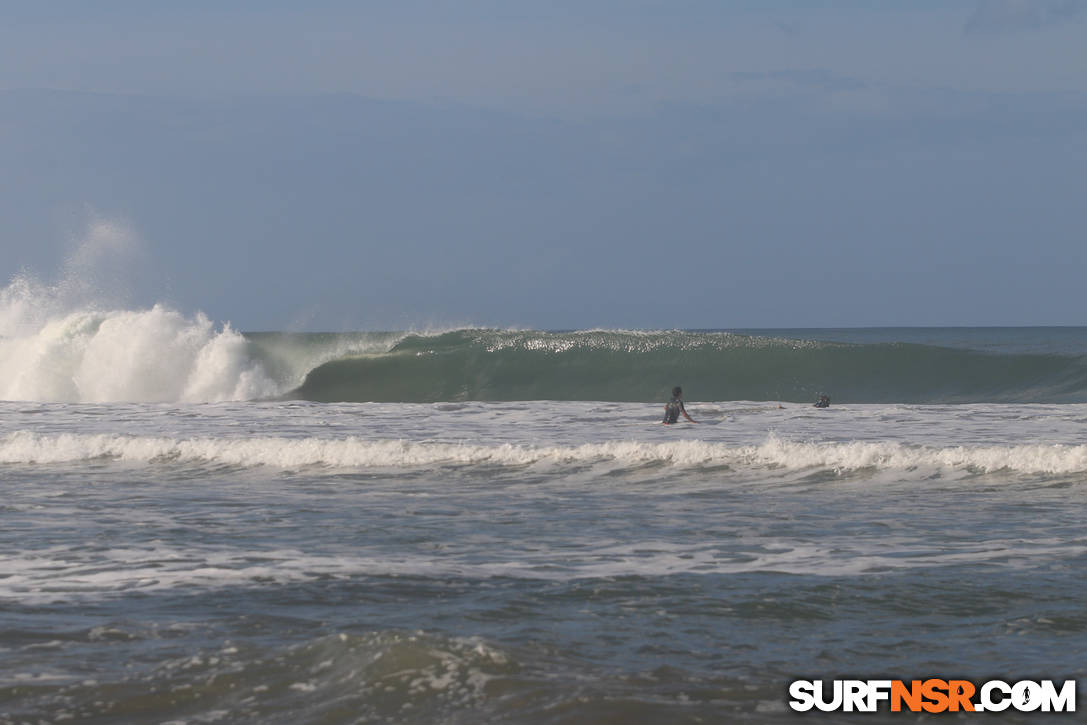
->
[1,0,1085,330]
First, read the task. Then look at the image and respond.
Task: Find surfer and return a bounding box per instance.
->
[663,386,697,424]
[814,394,830,408]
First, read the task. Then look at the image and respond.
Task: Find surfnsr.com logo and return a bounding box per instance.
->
[788,679,1077,713]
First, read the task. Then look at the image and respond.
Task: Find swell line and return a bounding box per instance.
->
[5,431,1087,474]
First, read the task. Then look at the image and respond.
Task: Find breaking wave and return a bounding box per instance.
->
[289,329,1087,404]
[3,228,1087,404]
[5,315,1087,404]
[5,431,1087,475]
[0,274,275,403]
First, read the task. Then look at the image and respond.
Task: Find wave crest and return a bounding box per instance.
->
[0,290,277,403]
[5,431,1087,475]
[292,328,1087,404]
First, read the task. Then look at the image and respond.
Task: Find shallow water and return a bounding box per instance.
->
[1,400,1084,723]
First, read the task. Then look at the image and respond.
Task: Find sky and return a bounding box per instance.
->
[1,0,1085,330]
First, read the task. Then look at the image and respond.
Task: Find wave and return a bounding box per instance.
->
[289,329,1087,404]
[0,271,396,403]
[5,431,1087,475]
[0,293,273,403]
[6,217,1086,404]
[4,315,1087,404]
[4,254,1087,404]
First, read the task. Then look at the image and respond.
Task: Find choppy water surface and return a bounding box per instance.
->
[2,400,1085,723]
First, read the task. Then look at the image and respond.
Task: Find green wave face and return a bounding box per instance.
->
[286,329,1087,404]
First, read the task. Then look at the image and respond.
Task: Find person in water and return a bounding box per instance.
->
[814,394,830,408]
[663,386,697,424]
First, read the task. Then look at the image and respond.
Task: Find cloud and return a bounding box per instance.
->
[963,0,1083,35]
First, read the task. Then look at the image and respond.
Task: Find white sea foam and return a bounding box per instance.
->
[0,220,278,403]
[3,430,1087,474]
[0,296,277,403]
[2,535,1082,604]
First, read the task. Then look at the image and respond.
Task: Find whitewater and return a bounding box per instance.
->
[4,244,1087,406]
[2,268,1086,723]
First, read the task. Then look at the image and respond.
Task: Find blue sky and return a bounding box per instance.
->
[1,0,1085,329]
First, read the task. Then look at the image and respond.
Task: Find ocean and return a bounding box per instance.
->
[1,297,1085,723]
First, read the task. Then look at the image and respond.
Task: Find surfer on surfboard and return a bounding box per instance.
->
[662,386,697,424]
